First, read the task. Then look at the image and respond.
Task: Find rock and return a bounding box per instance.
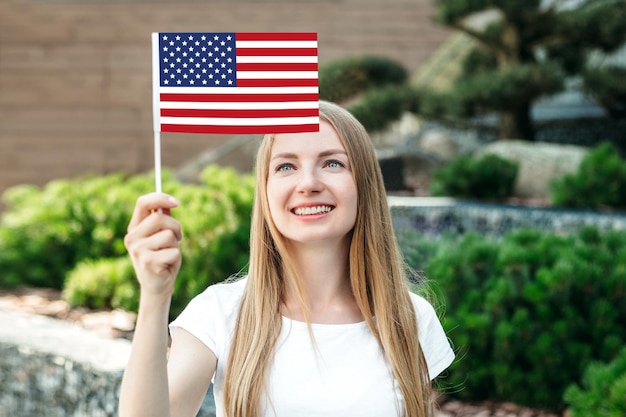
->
[418,130,460,162]
[369,112,422,148]
[476,140,588,199]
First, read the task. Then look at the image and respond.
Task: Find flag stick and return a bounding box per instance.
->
[153,131,162,193]
[151,32,162,193]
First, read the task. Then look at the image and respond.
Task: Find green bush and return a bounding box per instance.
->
[550,142,626,210]
[418,226,626,411]
[429,153,518,201]
[0,172,155,288]
[319,55,408,104]
[0,165,255,318]
[348,84,418,132]
[564,346,626,417]
[63,257,138,311]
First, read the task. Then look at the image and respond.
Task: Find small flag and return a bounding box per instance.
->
[152,32,319,135]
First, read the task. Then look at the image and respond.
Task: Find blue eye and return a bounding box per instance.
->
[326,159,344,168]
[276,163,294,172]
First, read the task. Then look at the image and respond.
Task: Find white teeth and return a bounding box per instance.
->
[294,205,333,216]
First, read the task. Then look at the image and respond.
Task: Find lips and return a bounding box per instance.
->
[292,205,334,216]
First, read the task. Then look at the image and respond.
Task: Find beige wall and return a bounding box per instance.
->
[0,0,451,196]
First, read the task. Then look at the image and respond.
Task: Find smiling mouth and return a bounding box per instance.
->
[292,205,334,216]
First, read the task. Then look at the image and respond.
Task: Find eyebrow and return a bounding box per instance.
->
[270,149,348,161]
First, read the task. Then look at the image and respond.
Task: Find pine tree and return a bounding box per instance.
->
[428,0,626,140]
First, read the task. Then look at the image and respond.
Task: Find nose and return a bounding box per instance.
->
[296,166,323,194]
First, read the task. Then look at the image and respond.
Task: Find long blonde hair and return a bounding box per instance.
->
[223,100,433,417]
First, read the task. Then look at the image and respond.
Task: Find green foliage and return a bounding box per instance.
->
[0,172,155,288]
[431,0,626,139]
[584,65,626,118]
[0,165,255,318]
[564,347,626,417]
[348,84,418,132]
[63,257,138,311]
[319,55,408,104]
[429,153,518,201]
[420,226,626,410]
[451,63,564,113]
[550,142,626,210]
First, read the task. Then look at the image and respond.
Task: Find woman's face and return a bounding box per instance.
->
[266,120,358,246]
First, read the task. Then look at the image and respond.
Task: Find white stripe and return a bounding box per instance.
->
[236,56,318,64]
[237,71,318,79]
[236,41,317,48]
[161,116,320,126]
[159,86,318,94]
[161,101,319,110]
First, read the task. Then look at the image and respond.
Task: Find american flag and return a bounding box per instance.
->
[153,32,319,135]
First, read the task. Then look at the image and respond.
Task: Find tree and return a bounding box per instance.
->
[427,0,626,140]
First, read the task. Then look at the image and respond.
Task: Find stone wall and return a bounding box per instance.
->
[0,308,219,417]
[0,0,451,197]
[389,197,626,237]
[0,310,132,417]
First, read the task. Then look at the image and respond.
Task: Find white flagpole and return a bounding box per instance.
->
[151,32,163,193]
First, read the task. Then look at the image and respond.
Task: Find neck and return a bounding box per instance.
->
[281,238,363,324]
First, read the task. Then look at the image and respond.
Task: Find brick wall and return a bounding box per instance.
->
[0,0,451,196]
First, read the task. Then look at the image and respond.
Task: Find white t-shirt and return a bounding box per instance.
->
[169,277,455,417]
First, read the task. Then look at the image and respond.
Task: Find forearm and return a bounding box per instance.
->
[118,292,172,417]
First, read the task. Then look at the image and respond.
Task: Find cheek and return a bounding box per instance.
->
[266,181,285,217]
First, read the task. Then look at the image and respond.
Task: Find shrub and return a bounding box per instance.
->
[63,257,137,311]
[0,172,155,288]
[319,55,408,104]
[429,153,518,201]
[59,165,254,318]
[550,142,626,210]
[348,84,418,132]
[0,165,255,318]
[418,226,626,411]
[564,346,626,417]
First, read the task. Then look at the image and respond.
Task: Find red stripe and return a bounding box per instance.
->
[236,79,319,87]
[160,93,319,102]
[235,32,317,41]
[236,48,318,57]
[161,108,319,118]
[236,62,318,71]
[161,123,320,134]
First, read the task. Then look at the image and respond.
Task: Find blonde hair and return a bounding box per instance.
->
[223,100,433,417]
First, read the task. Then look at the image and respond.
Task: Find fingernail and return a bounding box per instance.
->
[169,196,180,206]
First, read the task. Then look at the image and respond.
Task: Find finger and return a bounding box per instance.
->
[147,228,181,251]
[125,213,183,252]
[125,229,181,269]
[132,246,181,278]
[128,193,180,232]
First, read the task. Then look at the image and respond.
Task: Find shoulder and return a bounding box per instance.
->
[168,277,248,357]
[408,291,439,323]
[201,276,248,303]
[408,291,456,380]
[185,276,248,319]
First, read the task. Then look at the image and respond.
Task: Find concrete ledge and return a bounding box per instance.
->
[0,309,216,417]
[0,309,131,417]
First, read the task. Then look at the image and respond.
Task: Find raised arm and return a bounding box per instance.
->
[118,193,216,417]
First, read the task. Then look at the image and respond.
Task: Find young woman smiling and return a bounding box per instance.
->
[119,100,454,417]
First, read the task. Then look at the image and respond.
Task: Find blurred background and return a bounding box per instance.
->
[1,1,626,417]
[0,0,450,196]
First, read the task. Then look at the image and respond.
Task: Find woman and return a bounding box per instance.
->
[119,100,454,417]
